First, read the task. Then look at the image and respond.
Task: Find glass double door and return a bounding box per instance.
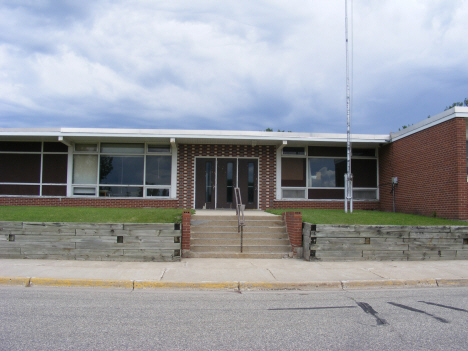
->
[195,158,258,209]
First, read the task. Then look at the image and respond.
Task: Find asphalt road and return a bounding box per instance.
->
[1,286,468,351]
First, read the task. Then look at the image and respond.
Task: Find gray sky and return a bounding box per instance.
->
[0,0,467,134]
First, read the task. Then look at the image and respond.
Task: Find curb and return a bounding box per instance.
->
[1,277,468,290]
[341,279,438,289]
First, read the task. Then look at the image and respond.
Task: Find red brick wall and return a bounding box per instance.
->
[177,144,276,210]
[181,210,191,255]
[0,197,178,208]
[379,118,468,220]
[273,200,379,210]
[283,211,302,253]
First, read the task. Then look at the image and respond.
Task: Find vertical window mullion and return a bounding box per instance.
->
[39,142,43,196]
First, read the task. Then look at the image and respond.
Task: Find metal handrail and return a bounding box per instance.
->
[234,187,245,253]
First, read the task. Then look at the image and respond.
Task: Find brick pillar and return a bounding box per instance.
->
[181,211,191,257]
[283,211,303,255]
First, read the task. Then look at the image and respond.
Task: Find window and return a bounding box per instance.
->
[72,143,173,198]
[281,146,378,201]
[282,147,305,155]
[0,142,68,196]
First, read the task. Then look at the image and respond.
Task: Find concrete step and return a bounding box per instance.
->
[190,245,291,253]
[191,219,285,227]
[190,232,289,240]
[191,215,282,221]
[186,252,291,259]
[191,238,291,246]
[191,226,287,234]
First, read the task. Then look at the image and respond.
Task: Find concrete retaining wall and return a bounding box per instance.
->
[303,224,468,261]
[0,222,181,262]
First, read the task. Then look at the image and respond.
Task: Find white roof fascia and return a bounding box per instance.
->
[0,127,389,144]
[390,107,468,142]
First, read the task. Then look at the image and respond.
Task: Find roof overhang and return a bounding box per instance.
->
[0,127,389,148]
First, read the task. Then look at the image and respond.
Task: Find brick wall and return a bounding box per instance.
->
[282,211,303,254]
[273,200,379,210]
[177,144,276,210]
[181,210,191,256]
[0,197,178,208]
[379,118,468,220]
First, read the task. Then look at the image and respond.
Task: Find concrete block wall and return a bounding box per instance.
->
[303,223,468,261]
[379,117,468,220]
[0,222,181,262]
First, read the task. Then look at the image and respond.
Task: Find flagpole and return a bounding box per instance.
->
[345,0,353,213]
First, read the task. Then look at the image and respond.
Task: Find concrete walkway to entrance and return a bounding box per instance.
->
[1,258,468,290]
[194,210,278,216]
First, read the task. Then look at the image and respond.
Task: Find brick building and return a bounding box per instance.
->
[1,107,467,219]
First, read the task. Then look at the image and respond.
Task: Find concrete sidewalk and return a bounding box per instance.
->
[1,258,468,290]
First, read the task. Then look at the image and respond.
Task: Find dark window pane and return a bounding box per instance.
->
[148,145,171,153]
[205,162,212,203]
[0,184,40,195]
[44,142,68,152]
[282,147,305,155]
[308,146,346,157]
[99,156,144,185]
[101,143,144,154]
[0,142,41,152]
[99,186,143,197]
[308,188,344,199]
[352,148,375,157]
[309,158,346,187]
[146,156,171,185]
[226,162,233,203]
[352,159,377,187]
[0,154,41,183]
[42,185,66,196]
[147,188,170,197]
[248,162,254,203]
[42,154,68,183]
[281,158,306,187]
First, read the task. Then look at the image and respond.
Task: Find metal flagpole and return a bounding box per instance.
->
[345,0,353,213]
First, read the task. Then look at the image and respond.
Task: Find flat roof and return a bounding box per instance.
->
[390,106,468,142]
[0,127,389,147]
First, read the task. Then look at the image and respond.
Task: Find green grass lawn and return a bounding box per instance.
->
[266,209,468,226]
[0,206,193,223]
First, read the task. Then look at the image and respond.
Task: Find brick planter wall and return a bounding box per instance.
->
[283,211,303,254]
[177,144,276,210]
[181,210,191,256]
[379,118,468,220]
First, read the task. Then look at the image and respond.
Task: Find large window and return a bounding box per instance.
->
[281,146,378,200]
[72,143,172,198]
[0,142,68,196]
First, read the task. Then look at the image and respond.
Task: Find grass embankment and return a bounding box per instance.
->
[266,209,468,226]
[0,206,193,223]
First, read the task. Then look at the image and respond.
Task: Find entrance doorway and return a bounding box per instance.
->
[195,158,258,209]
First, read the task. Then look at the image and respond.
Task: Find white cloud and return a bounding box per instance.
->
[0,0,467,132]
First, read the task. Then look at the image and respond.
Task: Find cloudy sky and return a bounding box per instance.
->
[0,0,467,134]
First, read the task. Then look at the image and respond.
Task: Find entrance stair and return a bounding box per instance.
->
[188,211,292,258]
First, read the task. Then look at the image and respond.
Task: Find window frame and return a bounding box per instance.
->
[0,142,68,197]
[280,146,379,201]
[72,142,173,198]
